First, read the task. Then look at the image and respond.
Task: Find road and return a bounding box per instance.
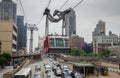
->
[0,66,13,78]
[27,54,61,78]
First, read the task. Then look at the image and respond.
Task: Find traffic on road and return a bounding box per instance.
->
[25,54,84,78]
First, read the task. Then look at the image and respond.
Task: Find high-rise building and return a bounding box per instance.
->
[71,35,84,49]
[65,8,76,37]
[17,16,27,51]
[0,19,17,55]
[0,0,17,55]
[92,20,105,37]
[0,0,17,23]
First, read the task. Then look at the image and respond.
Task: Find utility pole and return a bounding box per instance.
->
[0,40,2,54]
[28,24,38,54]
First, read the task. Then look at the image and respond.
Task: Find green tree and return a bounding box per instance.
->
[70,48,83,56]
[100,49,111,57]
[0,57,7,68]
[2,52,11,62]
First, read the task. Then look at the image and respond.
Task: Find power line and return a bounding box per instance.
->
[72,0,84,9]
[18,0,29,22]
[59,0,69,10]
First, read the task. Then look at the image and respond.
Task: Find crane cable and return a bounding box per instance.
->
[59,0,69,10]
[37,0,52,25]
[18,0,29,23]
[38,0,84,26]
[72,0,84,9]
[47,0,52,8]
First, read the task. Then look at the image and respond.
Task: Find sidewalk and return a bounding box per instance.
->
[0,66,13,78]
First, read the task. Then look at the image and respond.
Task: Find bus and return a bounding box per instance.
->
[14,68,32,78]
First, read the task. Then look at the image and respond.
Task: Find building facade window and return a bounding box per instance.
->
[13,25,17,32]
[12,44,16,49]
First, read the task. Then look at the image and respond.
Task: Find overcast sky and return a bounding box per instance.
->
[6,0,120,50]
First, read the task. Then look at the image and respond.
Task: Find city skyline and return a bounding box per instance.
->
[1,0,119,50]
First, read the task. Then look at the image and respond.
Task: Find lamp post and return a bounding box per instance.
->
[0,40,2,54]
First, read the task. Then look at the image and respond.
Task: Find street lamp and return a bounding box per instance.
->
[0,40,2,54]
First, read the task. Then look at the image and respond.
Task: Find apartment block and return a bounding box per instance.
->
[0,20,17,54]
[93,34,119,53]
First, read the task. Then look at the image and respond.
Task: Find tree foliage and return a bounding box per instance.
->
[0,57,7,68]
[2,52,11,61]
[93,49,111,57]
[70,48,84,56]
[0,52,11,67]
[100,49,111,57]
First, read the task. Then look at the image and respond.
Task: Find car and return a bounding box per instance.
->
[49,58,52,62]
[45,65,51,70]
[62,65,69,70]
[61,72,72,78]
[34,69,43,77]
[62,65,70,72]
[44,61,48,66]
[74,72,83,78]
[45,65,54,78]
[35,65,41,71]
[34,74,42,78]
[52,65,57,72]
[47,73,55,78]
[54,68,62,76]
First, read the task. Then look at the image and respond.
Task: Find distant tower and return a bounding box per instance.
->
[0,0,17,23]
[65,8,76,37]
[17,16,27,51]
[92,20,105,37]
